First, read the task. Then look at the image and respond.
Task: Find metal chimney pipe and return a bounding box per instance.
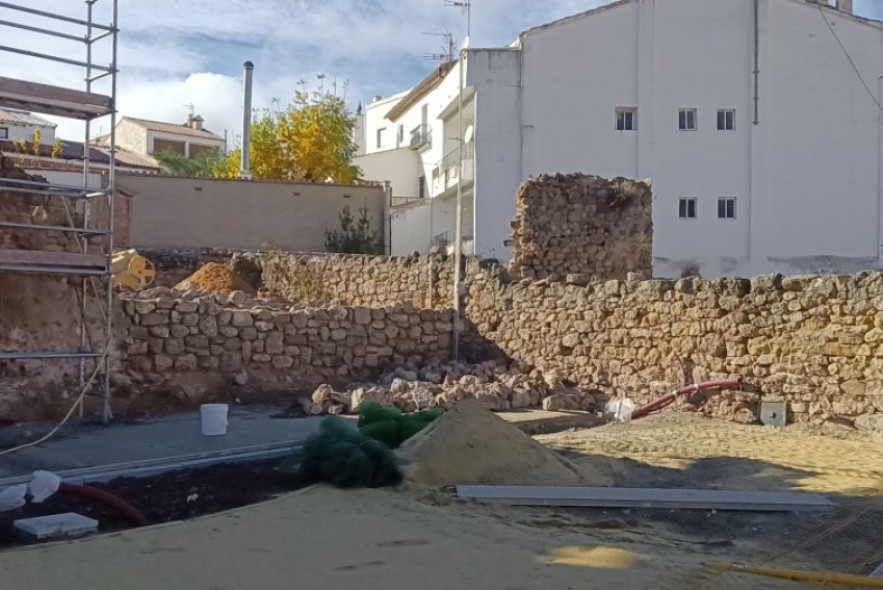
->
[240,60,254,179]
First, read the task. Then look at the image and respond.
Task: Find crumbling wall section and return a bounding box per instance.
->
[507,174,652,281]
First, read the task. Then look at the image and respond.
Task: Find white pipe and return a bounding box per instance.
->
[240,60,254,179]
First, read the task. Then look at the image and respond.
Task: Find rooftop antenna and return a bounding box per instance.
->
[422,31,455,63]
[184,103,195,117]
[444,0,471,38]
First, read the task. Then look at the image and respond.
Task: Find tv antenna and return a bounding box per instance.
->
[444,0,471,37]
[422,31,455,63]
[183,103,195,117]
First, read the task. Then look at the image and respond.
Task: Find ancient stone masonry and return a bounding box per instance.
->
[507,174,652,281]
[466,269,883,423]
[118,287,454,402]
[254,251,462,309]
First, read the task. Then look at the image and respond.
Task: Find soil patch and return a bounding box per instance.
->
[174,262,255,295]
[398,399,615,487]
[0,458,305,550]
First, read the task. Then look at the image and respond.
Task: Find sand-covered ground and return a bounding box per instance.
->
[3,409,882,590]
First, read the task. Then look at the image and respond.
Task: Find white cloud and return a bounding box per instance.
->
[2,0,880,143]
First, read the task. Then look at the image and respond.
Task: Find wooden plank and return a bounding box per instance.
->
[0,249,106,270]
[456,485,834,512]
[0,76,112,120]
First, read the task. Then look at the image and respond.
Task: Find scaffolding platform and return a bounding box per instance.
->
[0,76,113,121]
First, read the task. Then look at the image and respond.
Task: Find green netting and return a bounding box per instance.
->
[290,417,404,488]
[357,402,444,448]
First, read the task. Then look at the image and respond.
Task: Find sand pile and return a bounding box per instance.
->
[398,399,614,487]
[174,262,256,295]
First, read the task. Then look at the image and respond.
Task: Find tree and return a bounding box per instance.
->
[325,203,383,255]
[155,148,223,178]
[214,76,362,184]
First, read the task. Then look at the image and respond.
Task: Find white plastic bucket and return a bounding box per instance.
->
[200,404,229,436]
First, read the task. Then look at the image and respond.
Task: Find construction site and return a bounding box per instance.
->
[2,1,883,589]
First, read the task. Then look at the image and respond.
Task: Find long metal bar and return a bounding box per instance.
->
[0,177,110,193]
[0,19,85,43]
[0,2,114,31]
[0,265,107,276]
[0,351,103,361]
[0,221,109,235]
[86,71,112,83]
[0,45,114,72]
[87,30,114,44]
[0,185,108,199]
[452,52,465,361]
[101,0,119,423]
[79,0,95,418]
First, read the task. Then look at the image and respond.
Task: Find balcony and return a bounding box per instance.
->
[409,124,431,150]
[436,141,474,193]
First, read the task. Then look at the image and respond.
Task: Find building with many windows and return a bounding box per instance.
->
[358,0,883,277]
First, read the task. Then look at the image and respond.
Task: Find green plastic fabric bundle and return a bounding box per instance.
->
[357,402,444,449]
[293,417,403,488]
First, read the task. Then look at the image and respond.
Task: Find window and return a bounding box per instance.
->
[397,124,404,146]
[718,197,736,219]
[418,175,426,199]
[615,108,637,131]
[376,128,386,149]
[0,127,7,139]
[678,108,697,131]
[717,109,736,131]
[678,198,697,219]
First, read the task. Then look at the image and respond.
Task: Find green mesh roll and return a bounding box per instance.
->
[292,417,404,488]
[357,403,444,448]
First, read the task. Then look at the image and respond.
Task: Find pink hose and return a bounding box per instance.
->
[58,482,149,527]
[631,377,743,420]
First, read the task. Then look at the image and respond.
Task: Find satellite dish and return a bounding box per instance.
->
[464,125,474,144]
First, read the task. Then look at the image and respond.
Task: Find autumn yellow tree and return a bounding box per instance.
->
[214,76,362,183]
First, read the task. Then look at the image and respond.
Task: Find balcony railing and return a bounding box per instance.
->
[410,124,431,149]
[438,141,474,192]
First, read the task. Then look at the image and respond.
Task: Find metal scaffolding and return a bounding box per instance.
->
[0,0,118,422]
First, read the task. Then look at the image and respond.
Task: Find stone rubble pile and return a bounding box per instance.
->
[306,359,605,416]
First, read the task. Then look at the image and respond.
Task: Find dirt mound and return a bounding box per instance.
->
[174,262,256,295]
[398,399,613,487]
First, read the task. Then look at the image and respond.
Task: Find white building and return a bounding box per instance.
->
[0,108,56,145]
[361,0,883,277]
[101,114,225,160]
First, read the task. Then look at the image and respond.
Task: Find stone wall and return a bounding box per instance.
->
[0,156,109,421]
[507,174,652,281]
[117,288,454,404]
[256,251,464,309]
[466,269,883,423]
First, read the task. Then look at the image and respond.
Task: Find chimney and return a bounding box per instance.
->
[372,95,383,103]
[836,0,853,13]
[240,61,254,180]
[189,115,204,131]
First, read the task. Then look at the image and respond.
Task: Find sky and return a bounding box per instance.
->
[1,0,881,146]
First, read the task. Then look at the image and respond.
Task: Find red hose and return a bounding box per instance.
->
[58,482,149,527]
[631,377,743,420]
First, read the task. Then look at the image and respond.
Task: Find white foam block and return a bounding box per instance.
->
[14,513,98,541]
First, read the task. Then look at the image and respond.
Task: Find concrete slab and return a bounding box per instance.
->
[14,513,98,541]
[0,406,329,481]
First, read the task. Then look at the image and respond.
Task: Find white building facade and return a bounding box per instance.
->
[362,0,883,277]
[0,108,56,145]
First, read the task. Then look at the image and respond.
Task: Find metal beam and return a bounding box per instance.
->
[0,351,104,361]
[0,46,113,72]
[0,221,110,236]
[0,19,85,43]
[0,2,115,32]
[456,485,834,512]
